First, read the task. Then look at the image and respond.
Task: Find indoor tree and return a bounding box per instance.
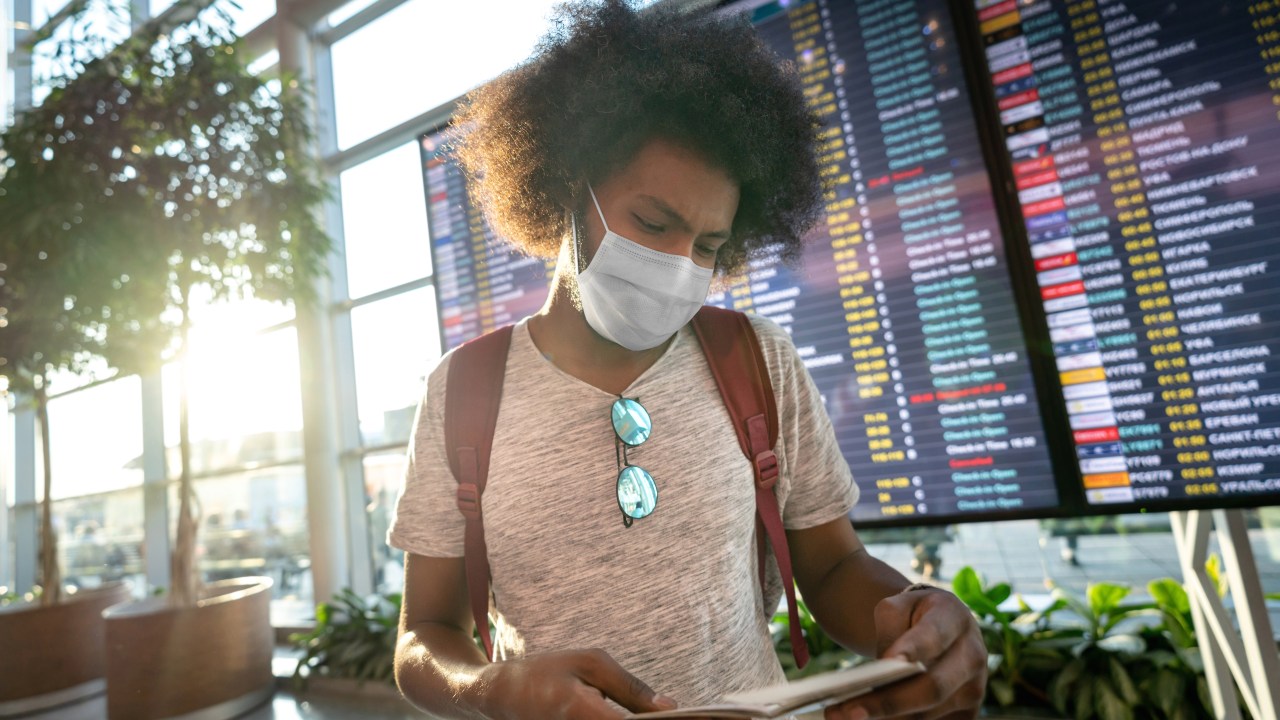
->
[0,0,330,607]
[0,3,168,600]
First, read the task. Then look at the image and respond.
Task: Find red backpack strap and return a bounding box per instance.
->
[692,307,809,670]
[443,325,514,661]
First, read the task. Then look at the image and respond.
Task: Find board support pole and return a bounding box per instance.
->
[1170,509,1279,720]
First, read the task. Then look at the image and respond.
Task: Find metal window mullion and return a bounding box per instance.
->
[130,0,148,29]
[140,372,170,593]
[341,274,433,311]
[280,3,350,605]
[316,0,411,46]
[322,98,456,174]
[0,403,11,589]
[0,0,9,127]
[12,399,36,593]
[313,27,373,597]
[12,0,32,114]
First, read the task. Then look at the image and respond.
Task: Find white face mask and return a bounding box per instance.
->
[574,186,715,351]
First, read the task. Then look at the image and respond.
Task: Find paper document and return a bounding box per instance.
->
[629,657,925,719]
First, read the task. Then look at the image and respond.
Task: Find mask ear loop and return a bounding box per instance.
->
[587,184,611,235]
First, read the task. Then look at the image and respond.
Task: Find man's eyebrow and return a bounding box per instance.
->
[638,194,732,240]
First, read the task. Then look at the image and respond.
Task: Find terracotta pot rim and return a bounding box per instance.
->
[103,576,273,619]
[0,580,131,616]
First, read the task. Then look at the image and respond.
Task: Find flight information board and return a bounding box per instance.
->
[969,0,1280,508]
[729,0,1060,524]
[422,0,1065,526]
[420,132,553,350]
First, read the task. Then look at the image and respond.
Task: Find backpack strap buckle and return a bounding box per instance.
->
[754,449,779,491]
[456,483,481,520]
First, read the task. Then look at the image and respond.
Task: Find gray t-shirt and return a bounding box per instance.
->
[389,314,858,706]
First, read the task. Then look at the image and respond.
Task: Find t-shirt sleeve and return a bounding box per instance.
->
[386,352,466,558]
[749,315,859,530]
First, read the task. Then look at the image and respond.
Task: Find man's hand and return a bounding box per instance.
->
[825,588,987,720]
[478,649,679,720]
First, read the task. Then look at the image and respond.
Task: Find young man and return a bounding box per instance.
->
[389,2,987,718]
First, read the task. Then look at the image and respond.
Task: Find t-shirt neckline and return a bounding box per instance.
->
[514,317,689,399]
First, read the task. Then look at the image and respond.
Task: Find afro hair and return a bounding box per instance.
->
[451,0,824,274]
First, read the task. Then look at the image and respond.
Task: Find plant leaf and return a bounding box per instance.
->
[1053,585,1094,625]
[952,567,999,618]
[1195,676,1214,716]
[1088,583,1131,618]
[1149,667,1185,717]
[985,582,1012,607]
[1052,657,1085,713]
[1180,647,1205,674]
[1094,678,1133,720]
[1108,657,1140,705]
[1074,675,1095,720]
[1148,578,1190,616]
[1097,634,1146,656]
[989,678,1016,707]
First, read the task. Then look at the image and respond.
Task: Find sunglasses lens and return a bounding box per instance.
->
[616,465,658,520]
[611,397,652,446]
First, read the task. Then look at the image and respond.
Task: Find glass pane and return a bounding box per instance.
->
[31,1,131,105]
[330,0,563,149]
[54,487,145,594]
[4,68,16,128]
[44,376,145,501]
[1,405,12,591]
[170,465,313,621]
[43,356,117,396]
[363,451,405,593]
[1254,508,1280,565]
[340,142,432,299]
[162,325,303,477]
[2,403,14,508]
[223,0,275,35]
[185,288,295,332]
[247,48,279,76]
[3,513,12,594]
[150,0,274,36]
[855,513,1280,601]
[350,288,439,446]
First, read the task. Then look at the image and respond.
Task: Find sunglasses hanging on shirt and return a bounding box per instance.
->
[611,397,656,527]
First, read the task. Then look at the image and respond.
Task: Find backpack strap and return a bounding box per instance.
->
[692,306,810,670]
[444,325,514,661]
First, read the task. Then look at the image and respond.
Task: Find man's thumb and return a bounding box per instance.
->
[578,650,677,713]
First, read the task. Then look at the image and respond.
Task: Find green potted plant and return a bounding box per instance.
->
[1,0,329,716]
[952,564,1242,720]
[950,567,1071,714]
[0,6,160,714]
[289,588,405,699]
[769,593,860,680]
[0,237,137,714]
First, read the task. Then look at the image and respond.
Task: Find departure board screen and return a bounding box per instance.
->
[969,0,1280,508]
[729,0,1061,524]
[423,0,1064,527]
[420,132,554,350]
